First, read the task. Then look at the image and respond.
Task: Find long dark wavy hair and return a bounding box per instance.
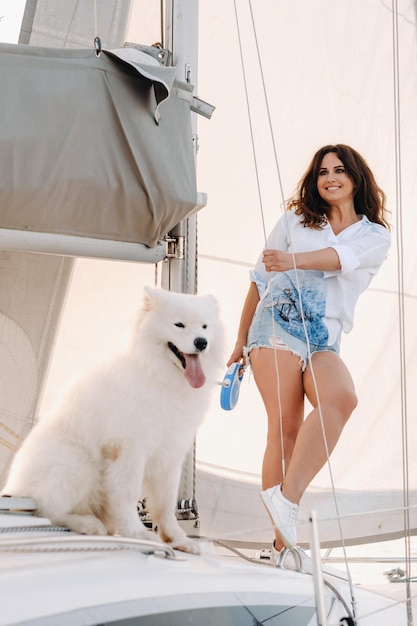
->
[287,144,391,229]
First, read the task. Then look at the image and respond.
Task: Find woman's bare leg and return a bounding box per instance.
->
[281,351,358,506]
[250,347,304,549]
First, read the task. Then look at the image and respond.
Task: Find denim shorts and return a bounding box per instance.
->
[246,300,340,372]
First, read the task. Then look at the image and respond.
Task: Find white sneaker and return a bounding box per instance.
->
[260,484,298,548]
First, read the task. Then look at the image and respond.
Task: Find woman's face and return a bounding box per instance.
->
[317,152,355,205]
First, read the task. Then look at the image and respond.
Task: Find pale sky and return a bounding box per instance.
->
[0,0,26,43]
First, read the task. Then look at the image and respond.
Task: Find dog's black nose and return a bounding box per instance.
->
[194,337,207,352]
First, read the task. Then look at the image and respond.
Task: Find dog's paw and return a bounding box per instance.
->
[171,538,201,555]
[158,525,200,554]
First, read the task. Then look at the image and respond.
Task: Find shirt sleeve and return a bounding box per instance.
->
[325,220,391,277]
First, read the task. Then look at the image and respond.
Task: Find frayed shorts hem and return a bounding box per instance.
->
[245,342,307,372]
[245,311,340,373]
[245,342,339,373]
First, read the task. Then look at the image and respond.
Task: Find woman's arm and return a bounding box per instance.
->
[262,247,341,273]
[227,281,260,366]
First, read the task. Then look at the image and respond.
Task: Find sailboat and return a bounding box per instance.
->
[0,0,416,624]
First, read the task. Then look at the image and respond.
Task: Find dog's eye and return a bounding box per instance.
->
[175,322,185,328]
[202,324,207,329]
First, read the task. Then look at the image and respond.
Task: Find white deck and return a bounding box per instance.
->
[0,509,415,626]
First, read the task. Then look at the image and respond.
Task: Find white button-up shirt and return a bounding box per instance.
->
[250,210,391,346]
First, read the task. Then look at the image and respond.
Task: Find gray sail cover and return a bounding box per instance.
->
[0,43,197,248]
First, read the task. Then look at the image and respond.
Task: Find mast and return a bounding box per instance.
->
[162,0,199,296]
[161,0,201,524]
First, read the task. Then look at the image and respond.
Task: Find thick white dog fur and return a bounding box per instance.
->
[2,287,224,554]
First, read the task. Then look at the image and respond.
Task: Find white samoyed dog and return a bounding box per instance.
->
[2,287,224,554]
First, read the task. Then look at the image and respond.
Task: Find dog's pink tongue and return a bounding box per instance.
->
[184,354,206,388]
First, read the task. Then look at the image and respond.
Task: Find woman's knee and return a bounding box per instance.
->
[267,415,302,446]
[333,387,358,424]
[306,354,358,419]
[343,387,358,414]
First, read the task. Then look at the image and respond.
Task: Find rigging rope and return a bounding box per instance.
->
[235,1,413,622]
[93,0,98,38]
[63,0,80,48]
[93,0,101,55]
[63,1,100,52]
[245,0,347,515]
[232,0,383,617]
[243,0,345,518]
[391,1,414,624]
[233,0,286,484]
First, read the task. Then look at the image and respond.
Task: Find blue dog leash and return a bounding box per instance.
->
[220,362,245,411]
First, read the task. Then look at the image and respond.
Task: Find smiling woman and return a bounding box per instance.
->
[227,143,391,559]
[289,144,390,231]
[317,153,356,222]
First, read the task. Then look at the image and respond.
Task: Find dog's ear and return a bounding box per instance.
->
[143,286,158,310]
[204,293,220,311]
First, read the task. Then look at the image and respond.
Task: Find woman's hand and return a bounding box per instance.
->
[227,342,246,367]
[262,249,293,272]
